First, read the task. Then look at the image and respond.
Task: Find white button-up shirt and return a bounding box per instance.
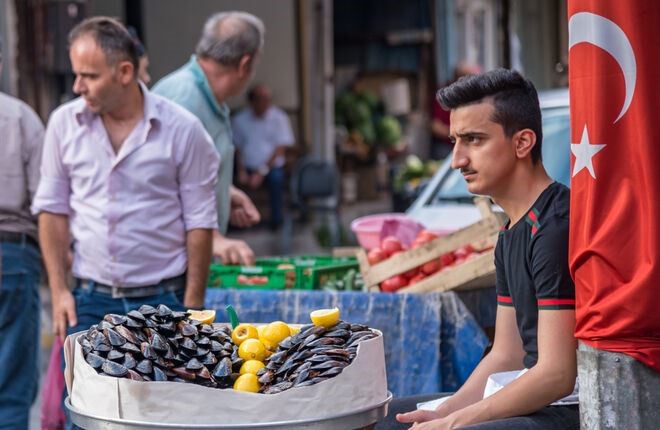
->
[32,87,220,287]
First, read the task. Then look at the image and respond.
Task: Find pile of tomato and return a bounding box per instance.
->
[366,230,485,293]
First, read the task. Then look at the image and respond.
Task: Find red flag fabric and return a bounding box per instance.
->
[568,1,660,370]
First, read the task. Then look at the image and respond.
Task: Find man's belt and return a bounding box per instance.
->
[0,231,38,248]
[77,273,186,299]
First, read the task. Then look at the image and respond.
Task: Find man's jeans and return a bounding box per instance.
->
[62,281,186,429]
[0,240,41,430]
[265,167,285,228]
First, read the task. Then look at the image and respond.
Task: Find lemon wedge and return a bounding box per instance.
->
[187,309,216,324]
[310,307,340,328]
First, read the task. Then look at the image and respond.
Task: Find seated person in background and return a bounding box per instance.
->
[233,84,295,230]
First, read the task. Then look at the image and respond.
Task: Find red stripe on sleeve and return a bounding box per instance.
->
[497,295,513,303]
[537,298,575,306]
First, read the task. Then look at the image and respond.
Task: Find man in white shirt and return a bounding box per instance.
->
[233,84,295,230]
[0,37,45,428]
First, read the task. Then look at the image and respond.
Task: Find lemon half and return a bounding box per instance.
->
[187,309,216,325]
[232,323,259,346]
[310,307,340,328]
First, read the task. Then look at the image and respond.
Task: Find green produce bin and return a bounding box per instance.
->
[208,265,296,290]
[255,256,359,289]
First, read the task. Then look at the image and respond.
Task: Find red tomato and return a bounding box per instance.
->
[410,238,426,249]
[454,244,475,260]
[417,229,439,242]
[237,274,250,285]
[381,236,403,256]
[440,252,455,267]
[421,259,441,275]
[408,273,427,285]
[367,247,387,265]
[402,266,420,279]
[253,276,269,285]
[380,275,408,292]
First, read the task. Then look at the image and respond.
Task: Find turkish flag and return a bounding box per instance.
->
[569,1,660,370]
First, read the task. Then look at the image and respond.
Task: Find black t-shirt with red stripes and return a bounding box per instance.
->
[495,181,575,369]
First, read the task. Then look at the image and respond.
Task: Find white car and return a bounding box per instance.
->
[407,89,570,232]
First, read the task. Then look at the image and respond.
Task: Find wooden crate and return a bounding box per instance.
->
[356,198,507,294]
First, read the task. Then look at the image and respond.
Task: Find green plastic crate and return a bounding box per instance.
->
[207,265,296,290]
[255,256,359,290]
[299,262,360,290]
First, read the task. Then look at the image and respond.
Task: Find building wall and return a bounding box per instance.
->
[142,0,299,111]
[0,0,17,95]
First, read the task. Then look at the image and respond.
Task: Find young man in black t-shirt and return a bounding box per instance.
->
[395,69,578,429]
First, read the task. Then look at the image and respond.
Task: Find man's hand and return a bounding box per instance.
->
[213,232,255,266]
[397,410,464,430]
[51,288,77,341]
[229,185,260,228]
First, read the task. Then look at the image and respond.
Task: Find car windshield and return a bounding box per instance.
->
[428,106,570,204]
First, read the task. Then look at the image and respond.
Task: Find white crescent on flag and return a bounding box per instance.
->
[568,12,637,123]
[568,12,637,178]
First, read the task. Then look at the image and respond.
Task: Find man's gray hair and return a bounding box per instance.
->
[195,11,265,67]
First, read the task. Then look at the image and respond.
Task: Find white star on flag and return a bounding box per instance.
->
[571,125,606,179]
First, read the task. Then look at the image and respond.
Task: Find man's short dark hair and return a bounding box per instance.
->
[68,16,140,75]
[437,68,543,163]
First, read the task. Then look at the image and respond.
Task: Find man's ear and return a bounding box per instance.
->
[237,55,253,79]
[513,129,537,160]
[117,60,136,85]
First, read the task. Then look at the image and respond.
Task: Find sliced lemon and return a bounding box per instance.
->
[310,307,340,328]
[187,309,216,324]
[233,373,260,392]
[232,323,259,346]
[289,325,301,336]
[240,359,265,375]
[238,338,268,362]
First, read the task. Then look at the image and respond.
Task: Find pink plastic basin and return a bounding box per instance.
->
[351,213,425,250]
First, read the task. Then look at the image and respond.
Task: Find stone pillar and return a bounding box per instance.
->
[578,342,660,429]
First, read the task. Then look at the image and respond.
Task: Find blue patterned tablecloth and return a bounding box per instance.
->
[205,290,488,397]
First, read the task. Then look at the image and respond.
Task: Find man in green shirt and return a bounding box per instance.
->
[154,11,263,265]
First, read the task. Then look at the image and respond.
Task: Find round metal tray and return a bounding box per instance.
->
[65,392,392,430]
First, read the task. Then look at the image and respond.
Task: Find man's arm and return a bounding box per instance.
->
[405,309,577,429]
[229,185,260,228]
[235,149,250,186]
[184,228,213,309]
[397,305,525,423]
[39,212,76,340]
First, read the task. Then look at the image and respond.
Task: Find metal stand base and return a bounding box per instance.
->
[65,392,391,430]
